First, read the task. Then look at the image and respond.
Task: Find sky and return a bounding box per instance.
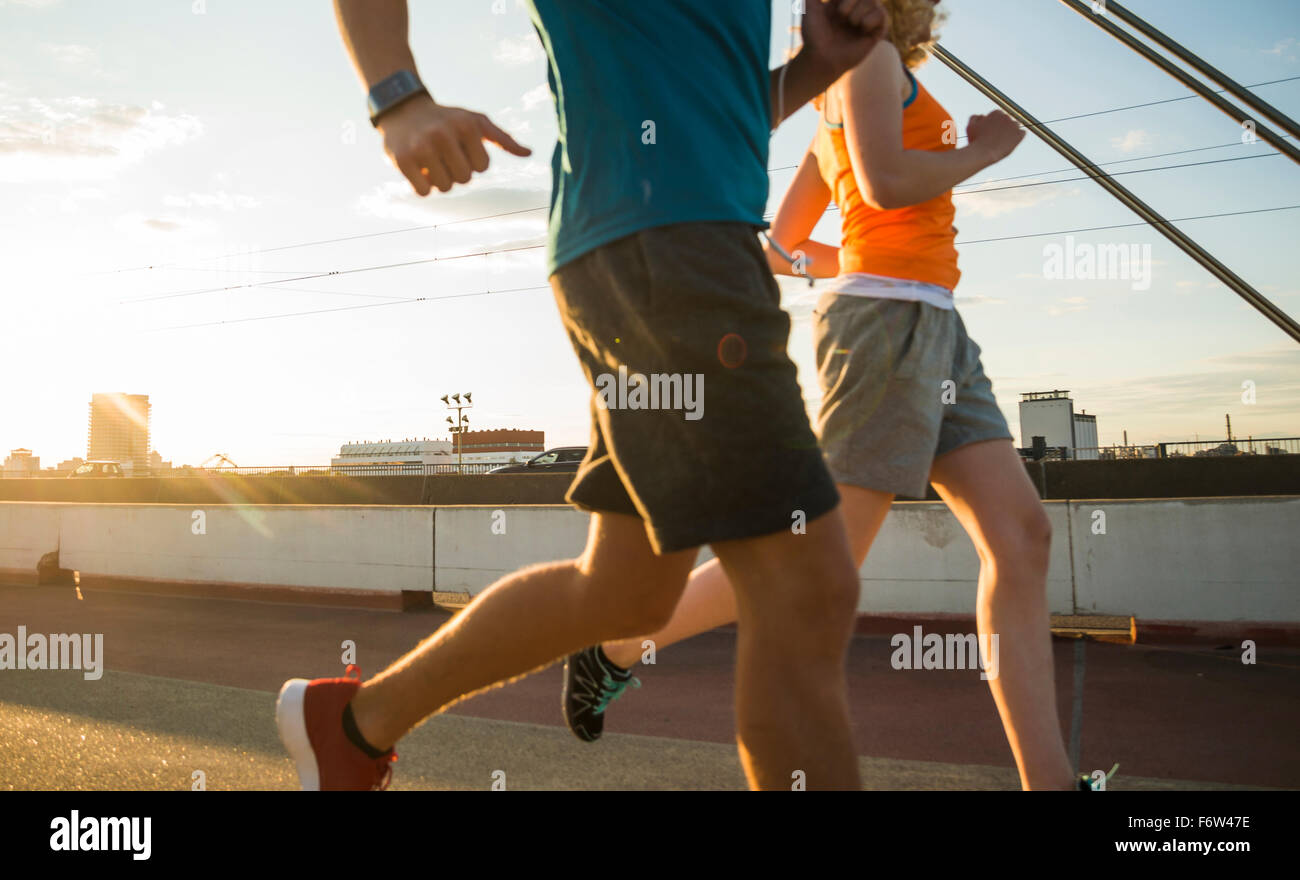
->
[1,0,1298,468]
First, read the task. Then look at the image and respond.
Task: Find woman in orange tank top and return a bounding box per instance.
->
[588,0,1090,790]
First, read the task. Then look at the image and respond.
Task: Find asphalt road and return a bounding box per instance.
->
[2,584,1294,790]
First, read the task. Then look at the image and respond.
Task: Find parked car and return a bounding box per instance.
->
[487,446,587,474]
[68,461,125,478]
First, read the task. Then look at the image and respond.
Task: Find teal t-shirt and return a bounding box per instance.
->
[526,1,772,275]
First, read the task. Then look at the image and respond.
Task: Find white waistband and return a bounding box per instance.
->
[821,272,955,310]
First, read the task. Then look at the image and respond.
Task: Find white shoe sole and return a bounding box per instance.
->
[275,678,320,791]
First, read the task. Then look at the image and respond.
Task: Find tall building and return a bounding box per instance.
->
[87,392,151,471]
[1018,390,1100,460]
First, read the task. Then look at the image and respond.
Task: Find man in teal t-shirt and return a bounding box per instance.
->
[276,0,886,792]
[525,0,772,275]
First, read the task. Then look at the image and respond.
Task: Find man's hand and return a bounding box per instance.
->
[377,94,531,196]
[801,0,888,80]
[966,110,1025,163]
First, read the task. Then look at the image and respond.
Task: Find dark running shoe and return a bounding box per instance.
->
[562,645,640,743]
[1078,764,1120,790]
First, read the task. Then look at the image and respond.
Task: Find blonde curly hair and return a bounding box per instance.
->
[810,0,946,112]
[883,0,946,69]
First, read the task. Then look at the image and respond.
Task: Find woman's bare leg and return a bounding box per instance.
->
[929,439,1074,790]
[603,484,894,668]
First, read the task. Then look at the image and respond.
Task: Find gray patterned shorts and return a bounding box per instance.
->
[811,293,1013,499]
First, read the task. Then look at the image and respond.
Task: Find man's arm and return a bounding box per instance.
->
[334,0,530,196]
[769,0,887,128]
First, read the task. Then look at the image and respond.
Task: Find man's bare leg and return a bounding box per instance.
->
[604,484,893,668]
[712,505,864,790]
[929,439,1074,790]
[349,511,696,751]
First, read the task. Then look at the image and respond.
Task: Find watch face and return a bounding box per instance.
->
[369,71,424,121]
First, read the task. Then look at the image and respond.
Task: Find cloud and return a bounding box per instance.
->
[163,191,261,211]
[1263,37,1296,60]
[956,182,1071,219]
[113,212,194,237]
[521,83,551,111]
[40,42,98,69]
[493,35,544,67]
[0,96,202,181]
[955,294,1007,306]
[355,180,549,254]
[997,349,1300,442]
[1045,300,1087,316]
[1110,129,1152,153]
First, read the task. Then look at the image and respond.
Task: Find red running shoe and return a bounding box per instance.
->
[276,665,396,790]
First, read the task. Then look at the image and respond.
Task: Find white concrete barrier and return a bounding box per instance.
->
[431,501,1298,624]
[1,499,1295,624]
[854,503,1074,616]
[55,504,433,593]
[434,506,589,594]
[1068,497,1300,623]
[432,503,1075,617]
[0,502,63,579]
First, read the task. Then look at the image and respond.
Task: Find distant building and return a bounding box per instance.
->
[88,392,151,472]
[3,448,40,476]
[55,457,85,474]
[148,450,173,473]
[1018,390,1100,461]
[332,429,545,468]
[333,438,454,468]
[452,429,545,465]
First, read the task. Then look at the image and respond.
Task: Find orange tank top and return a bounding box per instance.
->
[814,70,961,291]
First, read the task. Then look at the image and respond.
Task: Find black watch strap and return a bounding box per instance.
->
[367,70,429,127]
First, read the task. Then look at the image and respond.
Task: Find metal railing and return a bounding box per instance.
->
[0,462,511,478]
[1158,437,1299,458]
[1073,438,1299,459]
[1075,445,1161,461]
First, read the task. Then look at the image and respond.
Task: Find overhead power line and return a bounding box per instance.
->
[92,77,1300,277]
[132,146,1288,302]
[150,285,551,332]
[122,243,545,304]
[147,204,1300,331]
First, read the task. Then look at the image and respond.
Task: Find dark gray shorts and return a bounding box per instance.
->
[551,222,840,554]
[812,293,1013,499]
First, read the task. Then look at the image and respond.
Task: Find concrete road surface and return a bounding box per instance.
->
[1,584,1294,790]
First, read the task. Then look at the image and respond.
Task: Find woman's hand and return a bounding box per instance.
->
[966,110,1025,164]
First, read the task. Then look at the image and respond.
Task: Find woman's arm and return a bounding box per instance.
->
[765,144,840,279]
[840,42,1024,210]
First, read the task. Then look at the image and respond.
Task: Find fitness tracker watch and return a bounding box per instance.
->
[367,70,430,127]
